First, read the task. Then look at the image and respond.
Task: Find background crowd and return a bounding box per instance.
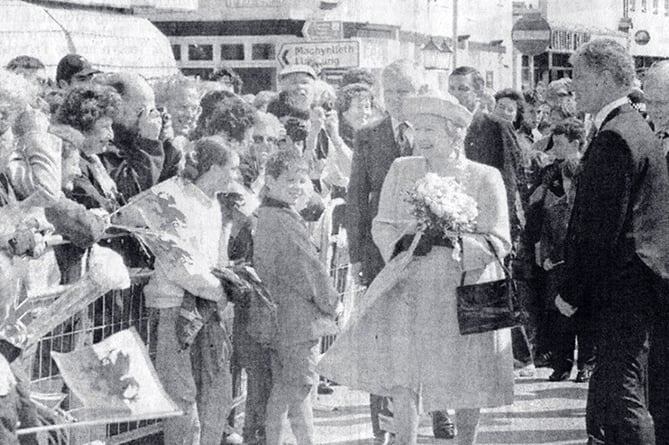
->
[1,36,669,445]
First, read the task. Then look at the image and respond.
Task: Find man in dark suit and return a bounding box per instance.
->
[557,39,669,445]
[637,60,669,445]
[346,60,454,443]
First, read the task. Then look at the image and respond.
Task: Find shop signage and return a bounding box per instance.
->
[225,0,282,7]
[302,21,344,41]
[278,40,359,69]
[512,14,551,56]
[635,30,651,45]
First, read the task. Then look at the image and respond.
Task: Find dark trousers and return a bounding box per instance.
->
[548,310,596,373]
[586,302,655,445]
[649,309,669,445]
[511,279,539,365]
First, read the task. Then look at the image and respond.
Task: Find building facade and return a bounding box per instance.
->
[514,0,669,88]
[2,0,192,79]
[144,0,515,93]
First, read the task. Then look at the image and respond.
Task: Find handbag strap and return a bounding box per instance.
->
[459,236,512,287]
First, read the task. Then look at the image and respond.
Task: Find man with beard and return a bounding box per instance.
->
[346,59,455,443]
[267,65,317,122]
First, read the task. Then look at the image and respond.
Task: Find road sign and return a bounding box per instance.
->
[302,21,343,40]
[278,40,359,69]
[512,14,551,56]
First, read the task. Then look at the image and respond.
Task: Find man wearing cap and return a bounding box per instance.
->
[56,54,101,89]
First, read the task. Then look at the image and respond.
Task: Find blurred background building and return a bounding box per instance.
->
[1,0,194,78]
[142,0,514,94]
[514,0,669,89]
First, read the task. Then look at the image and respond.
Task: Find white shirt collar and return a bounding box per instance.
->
[593,96,630,131]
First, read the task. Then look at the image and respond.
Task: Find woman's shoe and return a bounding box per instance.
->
[548,369,571,382]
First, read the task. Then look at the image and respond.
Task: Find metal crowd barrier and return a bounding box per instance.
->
[26,269,160,445]
[26,203,361,444]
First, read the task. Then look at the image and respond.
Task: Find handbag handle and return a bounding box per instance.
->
[459,236,512,287]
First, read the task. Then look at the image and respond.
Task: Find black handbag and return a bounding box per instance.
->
[456,238,524,335]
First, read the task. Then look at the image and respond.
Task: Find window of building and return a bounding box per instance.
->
[221,44,245,61]
[653,0,659,12]
[642,0,647,11]
[485,71,494,89]
[181,67,214,80]
[252,43,275,60]
[665,0,669,13]
[171,44,181,61]
[188,44,213,61]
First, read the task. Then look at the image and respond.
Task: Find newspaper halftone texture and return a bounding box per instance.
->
[112,176,222,281]
[51,328,180,421]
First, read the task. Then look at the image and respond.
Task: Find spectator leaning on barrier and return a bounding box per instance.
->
[144,135,240,445]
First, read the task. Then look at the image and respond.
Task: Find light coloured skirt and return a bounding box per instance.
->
[318,247,514,411]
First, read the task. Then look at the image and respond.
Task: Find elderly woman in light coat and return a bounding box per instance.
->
[319,93,514,445]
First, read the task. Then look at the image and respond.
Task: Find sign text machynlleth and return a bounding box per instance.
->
[278,40,360,69]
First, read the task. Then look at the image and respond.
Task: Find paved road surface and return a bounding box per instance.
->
[294,367,588,445]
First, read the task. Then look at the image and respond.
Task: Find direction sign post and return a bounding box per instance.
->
[278,40,359,69]
[302,21,344,41]
[512,14,552,56]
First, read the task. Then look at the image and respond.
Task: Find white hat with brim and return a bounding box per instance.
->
[403,94,472,128]
[279,65,317,80]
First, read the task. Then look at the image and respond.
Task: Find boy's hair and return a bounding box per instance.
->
[265,148,307,180]
[337,82,373,114]
[183,136,235,181]
[552,118,585,145]
[205,95,257,143]
[341,68,376,88]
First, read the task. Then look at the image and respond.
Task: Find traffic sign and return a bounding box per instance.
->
[278,40,359,69]
[512,14,551,56]
[302,21,343,41]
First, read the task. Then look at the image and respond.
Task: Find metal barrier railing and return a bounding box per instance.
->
[26,270,159,445]
[25,204,361,444]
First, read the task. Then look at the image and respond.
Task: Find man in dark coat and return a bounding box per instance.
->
[558,39,669,445]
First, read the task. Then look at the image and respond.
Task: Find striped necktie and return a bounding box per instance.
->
[396,121,414,156]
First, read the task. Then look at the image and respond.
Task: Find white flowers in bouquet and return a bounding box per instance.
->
[406,173,478,258]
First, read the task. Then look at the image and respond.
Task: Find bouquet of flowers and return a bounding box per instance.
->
[405,173,479,258]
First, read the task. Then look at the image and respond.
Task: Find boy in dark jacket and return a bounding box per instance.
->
[253,149,341,445]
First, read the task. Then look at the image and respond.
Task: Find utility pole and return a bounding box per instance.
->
[453,0,458,69]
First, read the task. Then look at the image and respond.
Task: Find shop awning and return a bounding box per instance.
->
[0,0,178,79]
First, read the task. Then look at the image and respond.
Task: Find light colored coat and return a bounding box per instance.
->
[319,156,515,411]
[253,203,339,347]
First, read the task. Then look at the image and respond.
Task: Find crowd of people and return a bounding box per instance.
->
[1,36,669,445]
